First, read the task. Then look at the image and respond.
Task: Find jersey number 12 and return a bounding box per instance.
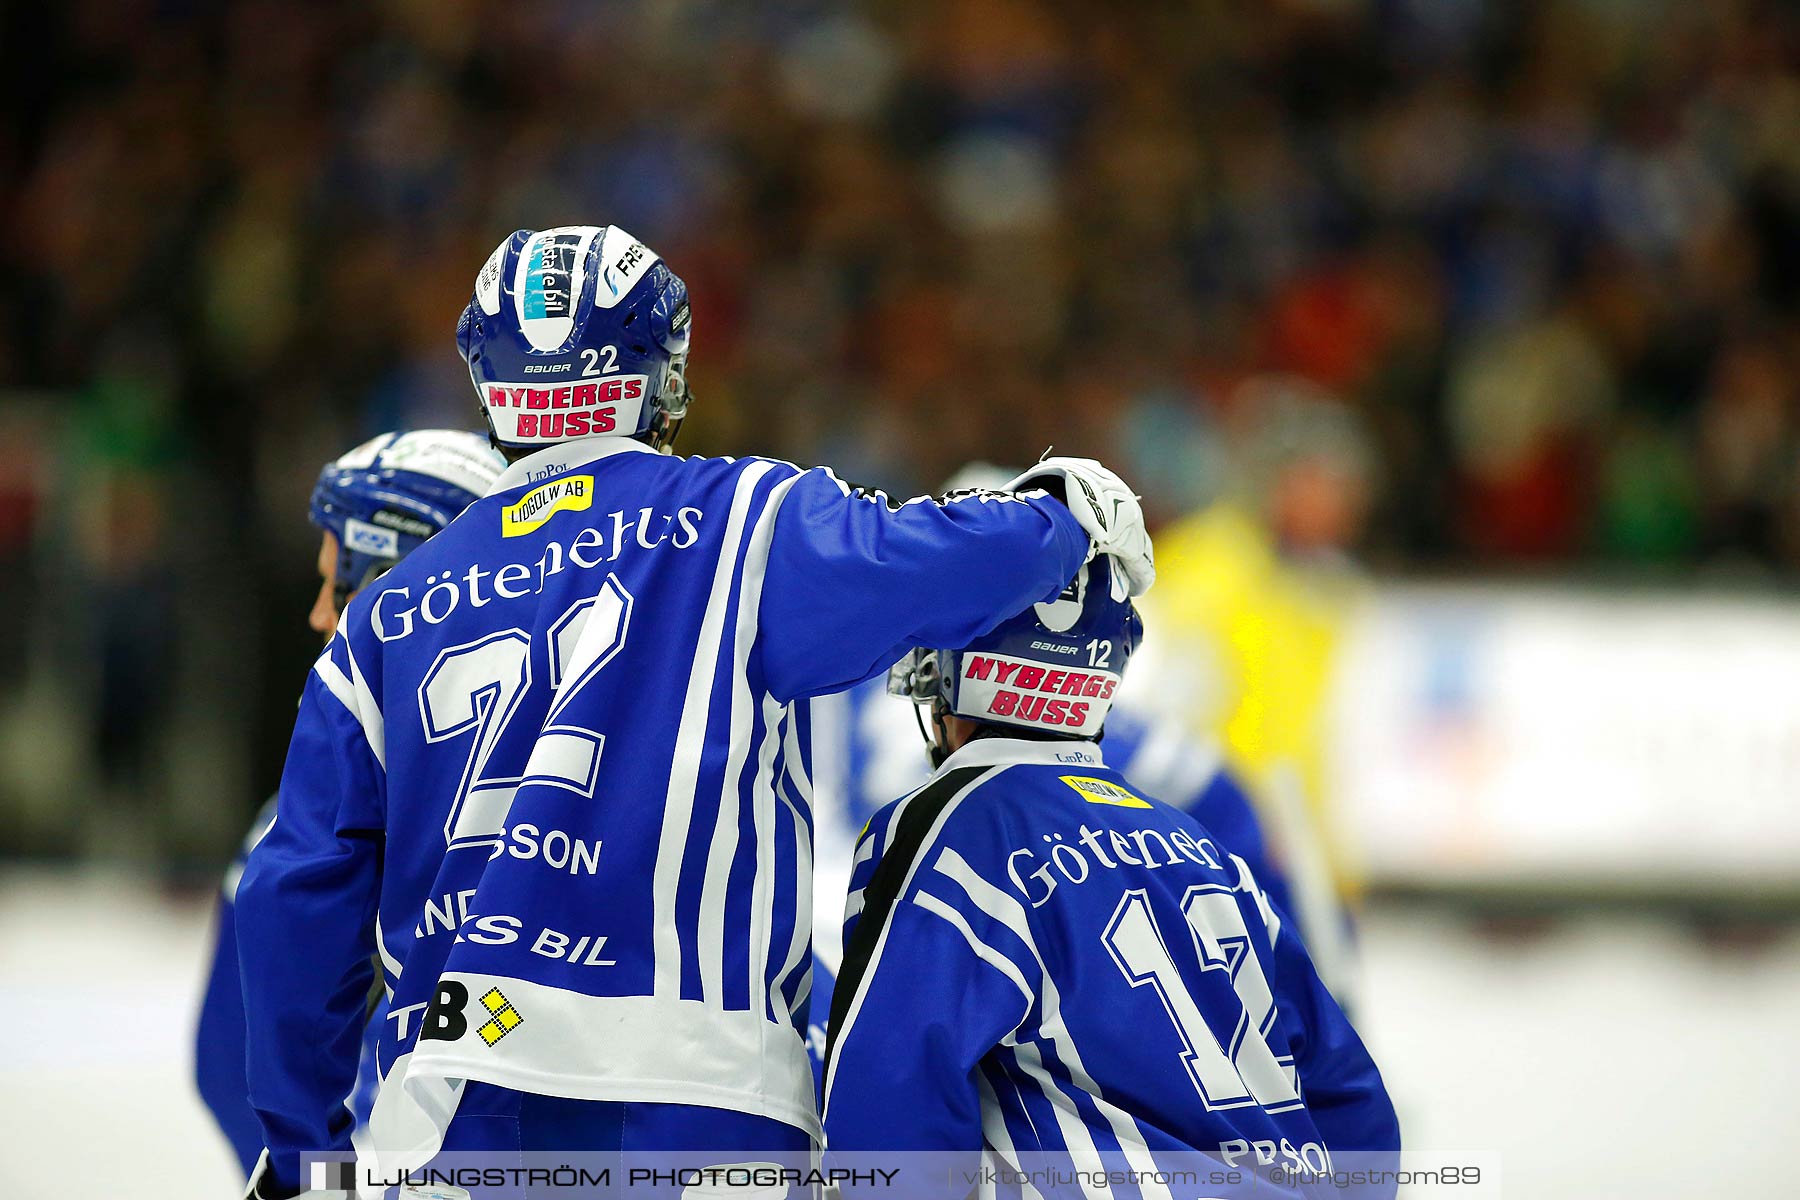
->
[1102,874,1303,1112]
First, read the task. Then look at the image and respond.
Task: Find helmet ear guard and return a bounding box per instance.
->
[310,430,504,611]
[642,264,693,452]
[886,556,1141,753]
[886,649,948,704]
[887,650,958,767]
[643,351,692,453]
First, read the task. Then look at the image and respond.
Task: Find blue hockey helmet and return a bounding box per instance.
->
[309,429,505,609]
[456,225,693,453]
[888,555,1143,741]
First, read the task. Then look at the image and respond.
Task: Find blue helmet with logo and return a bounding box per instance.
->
[888,554,1144,743]
[456,225,693,453]
[309,429,505,609]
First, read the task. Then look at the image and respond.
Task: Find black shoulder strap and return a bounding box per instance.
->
[825,765,992,1067]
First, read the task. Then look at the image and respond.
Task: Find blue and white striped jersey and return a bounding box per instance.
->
[235,439,1089,1188]
[811,682,1290,952]
[822,736,1397,1193]
[805,683,1293,1101]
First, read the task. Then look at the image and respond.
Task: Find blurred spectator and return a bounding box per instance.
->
[3,0,1800,856]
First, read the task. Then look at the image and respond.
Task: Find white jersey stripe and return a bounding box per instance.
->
[841,775,931,926]
[914,890,1035,1008]
[746,695,785,1011]
[375,919,402,1000]
[344,638,386,769]
[741,476,801,1013]
[696,750,746,1003]
[781,697,814,805]
[849,828,880,873]
[935,848,1173,1200]
[776,706,817,1006]
[932,851,1110,1190]
[977,1072,1047,1200]
[772,769,814,1021]
[652,460,774,999]
[698,471,799,1006]
[1001,1039,1112,1200]
[822,766,1008,1118]
[313,651,385,770]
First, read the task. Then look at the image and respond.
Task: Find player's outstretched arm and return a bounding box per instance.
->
[235,639,385,1199]
[759,463,1147,701]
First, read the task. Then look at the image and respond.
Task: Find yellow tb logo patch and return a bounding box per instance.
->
[1060,775,1151,808]
[476,987,524,1046]
[501,475,592,538]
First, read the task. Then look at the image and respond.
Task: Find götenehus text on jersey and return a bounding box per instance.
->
[370,501,704,643]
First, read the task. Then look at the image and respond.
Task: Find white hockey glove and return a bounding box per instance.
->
[1004,456,1155,600]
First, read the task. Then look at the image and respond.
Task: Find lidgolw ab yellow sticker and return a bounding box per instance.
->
[1060,775,1151,808]
[502,475,592,538]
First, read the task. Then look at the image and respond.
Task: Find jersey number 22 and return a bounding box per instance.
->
[418,575,634,847]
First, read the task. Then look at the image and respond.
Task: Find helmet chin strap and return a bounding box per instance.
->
[924,698,956,769]
[335,560,397,615]
[647,368,692,452]
[646,407,684,452]
[481,404,518,462]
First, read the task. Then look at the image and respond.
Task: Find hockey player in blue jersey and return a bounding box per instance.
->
[803,467,1300,1104]
[804,685,1294,1102]
[235,224,1157,1197]
[194,429,504,1177]
[822,555,1398,1198]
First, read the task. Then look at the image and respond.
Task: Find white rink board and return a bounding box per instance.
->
[1332,585,1800,888]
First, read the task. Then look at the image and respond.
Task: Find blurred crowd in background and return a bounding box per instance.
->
[3,0,1800,867]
